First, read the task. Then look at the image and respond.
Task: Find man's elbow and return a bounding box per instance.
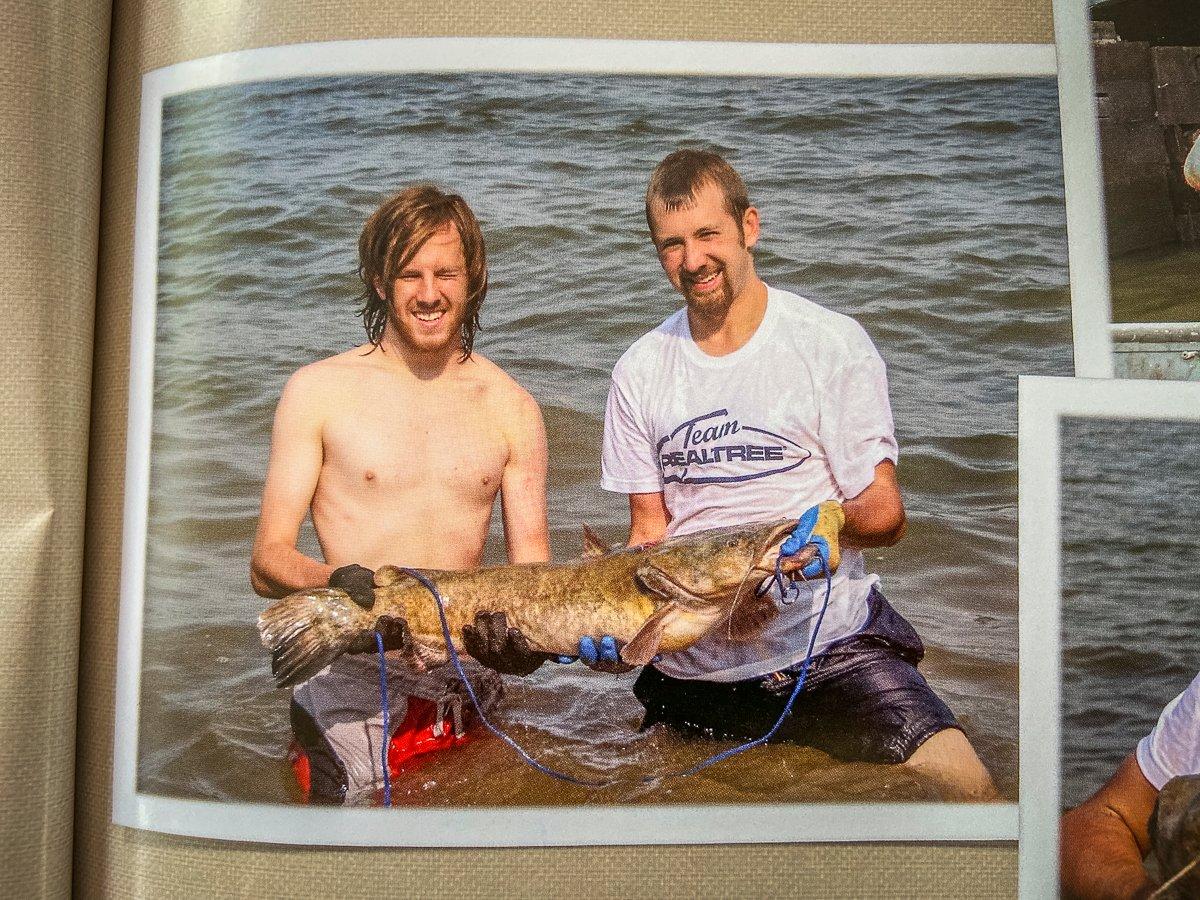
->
[249,552,282,599]
[249,566,272,598]
[878,511,906,547]
[852,508,905,548]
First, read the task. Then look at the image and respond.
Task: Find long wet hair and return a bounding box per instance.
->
[357,185,488,360]
[644,149,751,239]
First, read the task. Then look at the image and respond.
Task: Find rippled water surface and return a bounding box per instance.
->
[1060,418,1200,809]
[137,73,1074,806]
[1110,247,1200,324]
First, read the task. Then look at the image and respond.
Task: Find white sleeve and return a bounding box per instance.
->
[1136,672,1200,790]
[817,327,899,500]
[600,363,662,494]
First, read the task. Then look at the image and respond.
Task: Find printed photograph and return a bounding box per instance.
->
[1058,415,1200,898]
[121,45,1069,840]
[1086,0,1200,377]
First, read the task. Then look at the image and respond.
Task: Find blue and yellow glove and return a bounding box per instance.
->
[780,500,845,578]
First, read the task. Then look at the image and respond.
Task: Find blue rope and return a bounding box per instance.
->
[381,550,832,789]
[375,631,392,806]
[659,552,832,779]
[399,567,616,787]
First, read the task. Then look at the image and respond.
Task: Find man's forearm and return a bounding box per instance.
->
[250,544,335,599]
[1060,804,1155,900]
[841,501,906,548]
[840,471,906,548]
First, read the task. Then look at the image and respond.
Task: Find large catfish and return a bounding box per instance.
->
[258,518,808,688]
[1150,774,1200,898]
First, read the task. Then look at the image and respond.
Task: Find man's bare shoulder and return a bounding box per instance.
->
[285,346,381,389]
[277,346,384,418]
[462,352,540,414]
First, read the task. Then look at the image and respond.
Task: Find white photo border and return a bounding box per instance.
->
[113,36,1057,847]
[1051,0,1115,378]
[1016,374,1200,897]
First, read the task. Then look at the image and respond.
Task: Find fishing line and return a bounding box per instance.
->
[656,551,832,780]
[1148,853,1200,900]
[399,566,618,788]
[378,549,832,791]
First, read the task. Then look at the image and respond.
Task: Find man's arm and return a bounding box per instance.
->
[460,387,552,675]
[1060,753,1159,900]
[841,459,906,548]
[627,491,670,546]
[500,388,551,565]
[250,371,335,598]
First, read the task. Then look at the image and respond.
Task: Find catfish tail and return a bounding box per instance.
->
[256,588,375,688]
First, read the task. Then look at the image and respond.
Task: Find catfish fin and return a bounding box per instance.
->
[621,601,685,666]
[582,524,608,558]
[257,588,373,688]
[726,589,780,641]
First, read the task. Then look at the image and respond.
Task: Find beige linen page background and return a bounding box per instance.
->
[71,0,1054,896]
[1,1,109,897]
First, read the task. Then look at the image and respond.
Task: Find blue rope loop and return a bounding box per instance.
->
[659,546,832,779]
[377,547,833,791]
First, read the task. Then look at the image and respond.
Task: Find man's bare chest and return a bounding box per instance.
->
[321,392,508,495]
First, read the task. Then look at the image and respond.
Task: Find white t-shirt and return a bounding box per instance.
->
[1136,671,1200,790]
[601,285,898,681]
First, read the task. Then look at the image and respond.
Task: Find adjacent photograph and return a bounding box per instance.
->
[1077,0,1200,378]
[1015,375,1200,899]
[114,38,1067,844]
[1059,413,1200,898]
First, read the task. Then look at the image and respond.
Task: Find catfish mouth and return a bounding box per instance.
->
[643,519,801,605]
[752,519,805,575]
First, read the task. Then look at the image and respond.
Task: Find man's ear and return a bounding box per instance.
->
[372,277,386,300]
[742,206,761,249]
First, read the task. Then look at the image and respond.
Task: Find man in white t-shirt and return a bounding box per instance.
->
[1061,672,1200,899]
[590,148,996,799]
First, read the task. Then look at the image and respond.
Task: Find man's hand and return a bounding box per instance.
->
[780,500,844,577]
[329,563,377,610]
[461,611,556,676]
[331,565,412,656]
[346,615,411,655]
[577,635,636,674]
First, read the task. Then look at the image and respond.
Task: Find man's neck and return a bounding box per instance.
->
[377,332,462,381]
[687,277,768,357]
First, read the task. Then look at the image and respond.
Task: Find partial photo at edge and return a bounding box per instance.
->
[1049,1,1200,899]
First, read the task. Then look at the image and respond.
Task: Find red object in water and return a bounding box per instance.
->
[289,697,470,802]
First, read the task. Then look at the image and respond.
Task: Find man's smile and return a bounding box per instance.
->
[685,268,723,292]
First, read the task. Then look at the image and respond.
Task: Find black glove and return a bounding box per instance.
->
[461,611,555,676]
[329,563,377,610]
[346,614,411,655]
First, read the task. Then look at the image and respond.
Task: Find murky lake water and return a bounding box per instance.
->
[1110,247,1200,324]
[136,72,1074,806]
[1060,417,1200,809]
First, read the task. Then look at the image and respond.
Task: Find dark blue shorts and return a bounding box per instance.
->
[632,587,960,765]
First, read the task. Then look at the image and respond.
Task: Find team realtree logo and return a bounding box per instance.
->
[656,409,810,485]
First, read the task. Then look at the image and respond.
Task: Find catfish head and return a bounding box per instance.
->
[635,518,800,610]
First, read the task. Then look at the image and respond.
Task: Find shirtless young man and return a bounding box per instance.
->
[250,185,550,804]
[596,149,997,800]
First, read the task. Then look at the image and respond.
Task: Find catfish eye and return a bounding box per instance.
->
[726,539,738,548]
